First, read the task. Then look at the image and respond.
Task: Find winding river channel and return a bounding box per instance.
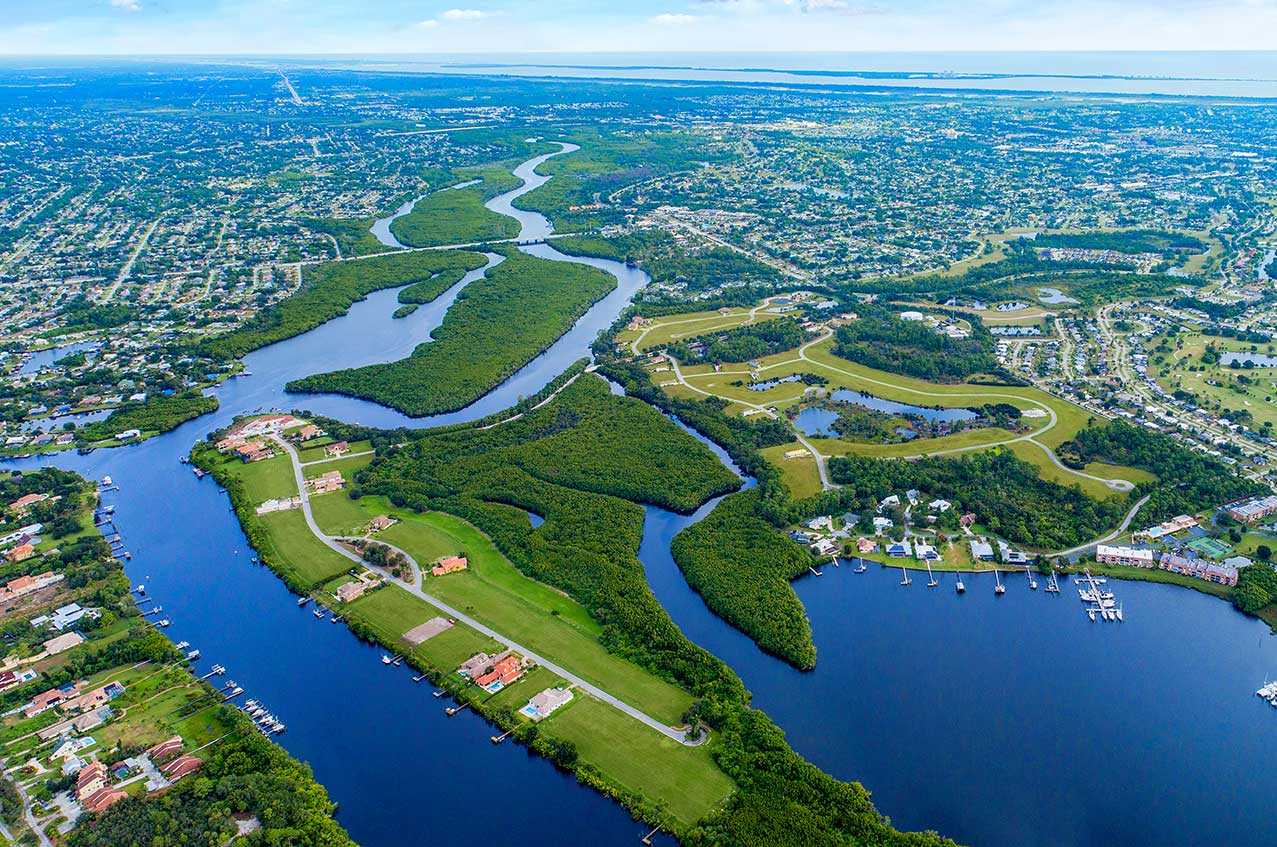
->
[12,146,1277,847]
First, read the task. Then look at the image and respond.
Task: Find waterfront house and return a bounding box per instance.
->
[9,492,50,515]
[431,555,468,576]
[886,540,912,558]
[1095,544,1154,568]
[31,602,100,631]
[969,539,994,561]
[522,687,573,720]
[335,580,368,603]
[856,537,877,554]
[914,542,941,562]
[474,654,525,690]
[294,425,322,442]
[459,652,499,678]
[810,538,839,557]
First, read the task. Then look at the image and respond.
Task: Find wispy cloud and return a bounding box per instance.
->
[650,12,701,24]
[108,0,142,11]
[441,8,488,21]
[414,19,439,29]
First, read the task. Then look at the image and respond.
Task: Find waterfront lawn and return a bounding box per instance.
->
[543,696,734,829]
[482,665,563,712]
[256,509,353,587]
[235,455,298,503]
[346,586,501,669]
[759,443,823,499]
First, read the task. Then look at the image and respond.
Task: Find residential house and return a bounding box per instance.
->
[42,632,85,656]
[4,544,35,563]
[0,669,37,693]
[1226,495,1277,524]
[306,470,345,495]
[522,687,573,720]
[162,754,203,782]
[9,493,49,515]
[146,736,184,764]
[969,540,994,561]
[431,556,468,576]
[25,683,79,718]
[914,542,941,562]
[856,537,878,554]
[474,654,525,690]
[886,540,913,558]
[324,440,350,458]
[369,515,396,533]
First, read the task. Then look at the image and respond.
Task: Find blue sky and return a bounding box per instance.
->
[1,0,1275,55]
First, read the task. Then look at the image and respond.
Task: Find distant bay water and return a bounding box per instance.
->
[294,51,1277,99]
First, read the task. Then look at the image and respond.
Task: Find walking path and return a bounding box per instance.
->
[269,436,699,745]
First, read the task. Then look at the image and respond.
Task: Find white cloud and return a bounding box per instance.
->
[441,8,487,20]
[415,19,439,28]
[651,12,700,24]
[108,0,141,10]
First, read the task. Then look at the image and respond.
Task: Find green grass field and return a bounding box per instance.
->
[297,439,372,464]
[542,696,734,828]
[302,453,373,482]
[346,585,502,670]
[255,509,354,586]
[759,443,823,499]
[234,455,298,502]
[618,307,777,352]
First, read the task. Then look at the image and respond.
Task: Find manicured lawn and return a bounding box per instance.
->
[482,665,564,713]
[619,308,777,352]
[298,439,372,464]
[302,453,373,481]
[255,509,353,586]
[811,427,1019,460]
[759,443,823,499]
[234,455,298,502]
[543,696,734,829]
[346,586,501,670]
[310,493,375,537]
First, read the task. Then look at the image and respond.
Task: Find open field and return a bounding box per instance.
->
[302,453,374,481]
[234,454,298,502]
[760,443,823,499]
[618,307,778,353]
[543,696,734,829]
[346,585,502,670]
[1151,330,1277,430]
[255,508,355,586]
[297,439,373,464]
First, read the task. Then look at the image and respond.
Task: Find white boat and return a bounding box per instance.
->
[1026,567,1037,590]
[994,568,1006,595]
[1087,608,1096,621]
[854,563,867,574]
[101,475,113,487]
[381,654,393,665]
[955,577,966,593]
[900,566,912,586]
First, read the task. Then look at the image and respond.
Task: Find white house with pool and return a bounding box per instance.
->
[521,687,573,720]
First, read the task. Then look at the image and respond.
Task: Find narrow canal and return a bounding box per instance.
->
[12,144,1277,847]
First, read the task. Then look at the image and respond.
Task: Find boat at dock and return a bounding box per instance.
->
[1026,566,1037,590]
[381,654,393,665]
[854,562,867,573]
[186,649,201,660]
[955,576,965,593]
[297,596,310,607]
[993,568,1005,595]
[900,566,912,586]
[312,608,324,618]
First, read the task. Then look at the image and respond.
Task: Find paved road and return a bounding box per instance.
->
[1051,494,1152,558]
[270,436,697,745]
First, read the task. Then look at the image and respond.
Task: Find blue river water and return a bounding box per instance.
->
[11,145,1277,846]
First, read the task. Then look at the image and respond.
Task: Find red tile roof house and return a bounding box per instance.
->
[146,736,184,764]
[81,786,128,813]
[324,440,350,458]
[474,654,526,690]
[162,754,203,782]
[431,556,468,576]
[25,683,79,718]
[75,761,108,801]
[9,492,50,515]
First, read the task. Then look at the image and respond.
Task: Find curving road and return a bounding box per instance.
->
[269,435,699,745]
[1050,494,1152,558]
